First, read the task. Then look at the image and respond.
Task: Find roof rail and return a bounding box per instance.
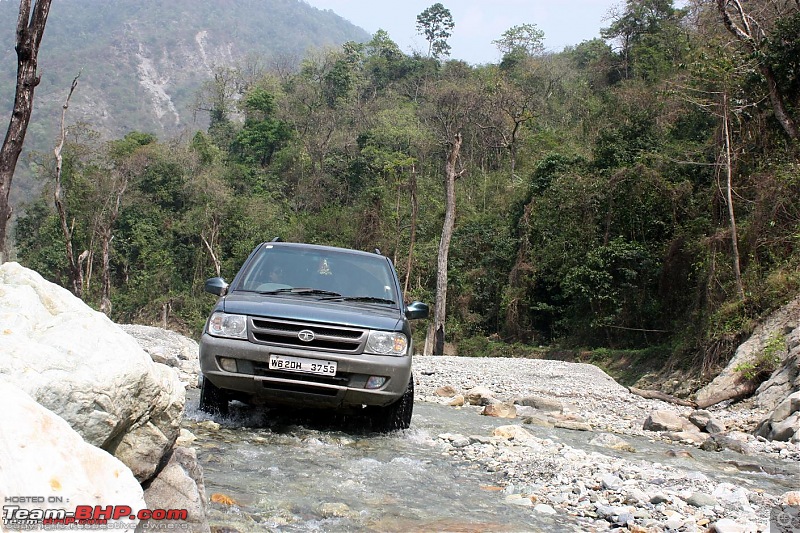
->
[271,237,283,242]
[374,248,381,255]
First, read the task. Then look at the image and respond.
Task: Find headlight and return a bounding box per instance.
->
[366,331,408,356]
[208,312,247,339]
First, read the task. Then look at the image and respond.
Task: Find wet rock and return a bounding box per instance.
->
[643,410,685,432]
[685,491,718,507]
[504,494,533,506]
[589,433,636,452]
[142,446,210,532]
[465,386,496,406]
[665,449,694,459]
[481,402,517,419]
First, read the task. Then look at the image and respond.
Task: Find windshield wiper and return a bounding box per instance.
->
[320,296,396,304]
[258,287,341,297]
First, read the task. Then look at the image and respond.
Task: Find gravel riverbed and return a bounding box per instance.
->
[412,356,800,533]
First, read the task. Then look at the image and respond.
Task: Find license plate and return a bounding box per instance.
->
[268,355,337,376]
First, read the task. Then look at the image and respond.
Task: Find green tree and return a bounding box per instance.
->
[416,3,455,59]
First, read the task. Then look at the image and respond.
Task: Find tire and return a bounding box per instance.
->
[367,374,414,432]
[199,375,229,416]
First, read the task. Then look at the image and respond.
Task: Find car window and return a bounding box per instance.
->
[236,246,398,303]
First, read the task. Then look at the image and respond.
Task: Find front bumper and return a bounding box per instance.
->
[199,332,412,409]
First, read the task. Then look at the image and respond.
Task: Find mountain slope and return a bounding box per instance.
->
[0,0,370,142]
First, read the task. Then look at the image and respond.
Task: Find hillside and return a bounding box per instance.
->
[0,0,370,200]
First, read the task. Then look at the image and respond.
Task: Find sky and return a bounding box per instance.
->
[303,0,623,65]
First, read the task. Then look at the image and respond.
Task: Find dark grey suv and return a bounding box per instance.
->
[198,241,429,430]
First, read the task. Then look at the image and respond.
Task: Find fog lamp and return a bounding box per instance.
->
[219,357,238,373]
[365,376,387,389]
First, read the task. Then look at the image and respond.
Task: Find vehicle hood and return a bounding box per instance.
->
[220,292,404,331]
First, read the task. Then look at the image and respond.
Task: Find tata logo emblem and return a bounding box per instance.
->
[298,329,315,342]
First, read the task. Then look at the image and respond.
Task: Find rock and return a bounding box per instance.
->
[516,395,564,413]
[481,402,517,418]
[754,324,800,412]
[0,263,185,482]
[318,502,357,518]
[0,382,147,529]
[504,494,533,506]
[176,428,197,447]
[534,503,557,515]
[435,385,458,397]
[706,418,727,434]
[709,518,752,533]
[685,492,718,507]
[688,409,713,430]
[120,324,201,388]
[451,436,471,448]
[448,394,465,407]
[756,391,800,441]
[493,425,536,442]
[650,494,669,505]
[643,410,686,432]
[520,414,555,428]
[553,420,591,431]
[696,296,799,409]
[601,473,622,490]
[465,386,496,406]
[782,491,800,505]
[142,447,210,532]
[589,433,636,452]
[663,430,709,445]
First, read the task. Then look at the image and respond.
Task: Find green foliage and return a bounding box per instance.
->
[10,0,800,370]
[416,3,455,59]
[734,332,786,382]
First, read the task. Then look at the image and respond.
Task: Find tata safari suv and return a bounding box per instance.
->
[198,241,429,430]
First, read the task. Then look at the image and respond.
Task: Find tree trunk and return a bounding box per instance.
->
[722,92,745,301]
[54,74,83,297]
[433,133,462,355]
[0,0,53,260]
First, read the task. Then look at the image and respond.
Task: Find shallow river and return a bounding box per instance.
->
[184,392,796,532]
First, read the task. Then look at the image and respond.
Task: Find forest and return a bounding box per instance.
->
[13,0,800,383]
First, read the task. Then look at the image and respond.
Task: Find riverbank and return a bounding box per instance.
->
[412,355,799,532]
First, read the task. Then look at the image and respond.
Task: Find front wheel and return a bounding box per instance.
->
[199,375,229,416]
[366,374,414,432]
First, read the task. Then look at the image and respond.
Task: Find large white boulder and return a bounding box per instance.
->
[0,382,146,531]
[0,262,185,481]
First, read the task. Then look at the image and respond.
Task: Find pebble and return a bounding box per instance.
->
[416,355,794,532]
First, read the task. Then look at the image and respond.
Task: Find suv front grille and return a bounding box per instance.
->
[250,317,366,353]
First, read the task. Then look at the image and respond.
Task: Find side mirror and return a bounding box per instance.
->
[405,301,429,320]
[204,277,228,296]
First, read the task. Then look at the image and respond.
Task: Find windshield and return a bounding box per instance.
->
[235,245,399,305]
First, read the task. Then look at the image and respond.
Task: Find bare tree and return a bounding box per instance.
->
[433,133,464,355]
[53,73,90,297]
[0,0,53,261]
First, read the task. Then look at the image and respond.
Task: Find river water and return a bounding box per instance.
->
[184,392,796,532]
